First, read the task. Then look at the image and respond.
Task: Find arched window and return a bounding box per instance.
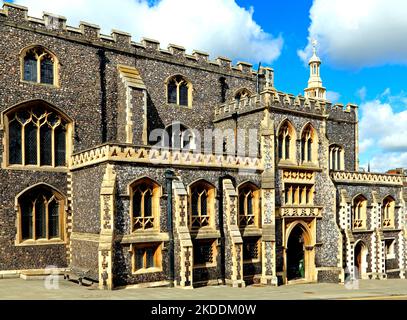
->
[329,144,344,171]
[166,75,192,107]
[238,182,260,227]
[301,124,318,163]
[277,120,296,162]
[22,46,57,85]
[17,185,64,243]
[382,196,395,228]
[5,101,71,168]
[130,178,160,231]
[163,123,196,150]
[234,88,252,102]
[352,195,367,230]
[219,77,228,103]
[189,180,215,229]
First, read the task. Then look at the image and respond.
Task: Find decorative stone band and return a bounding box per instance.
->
[331,171,404,186]
[282,169,314,183]
[277,206,322,218]
[70,144,262,171]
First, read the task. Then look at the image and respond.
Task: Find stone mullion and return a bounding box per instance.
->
[223,179,245,287]
[98,164,116,290]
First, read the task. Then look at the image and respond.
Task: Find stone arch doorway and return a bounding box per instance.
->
[287,225,306,280]
[284,221,315,283]
[354,241,368,279]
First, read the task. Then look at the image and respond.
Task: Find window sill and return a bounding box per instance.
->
[132,267,162,275]
[20,80,59,88]
[120,231,169,244]
[190,228,220,240]
[193,263,217,269]
[386,255,396,260]
[165,103,192,109]
[243,259,260,264]
[15,239,65,246]
[3,165,68,172]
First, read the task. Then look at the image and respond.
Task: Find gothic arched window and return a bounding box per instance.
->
[130,178,161,231]
[301,124,318,163]
[189,180,215,229]
[18,185,64,243]
[6,101,70,168]
[277,120,296,162]
[238,182,260,227]
[22,46,58,85]
[352,195,367,230]
[166,75,192,107]
[382,196,395,228]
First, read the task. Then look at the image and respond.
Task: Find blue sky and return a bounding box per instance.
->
[6,0,407,172]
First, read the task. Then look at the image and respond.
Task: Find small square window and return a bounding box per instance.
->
[133,243,162,273]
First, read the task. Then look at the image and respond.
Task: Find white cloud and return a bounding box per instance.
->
[11,0,283,63]
[356,86,367,101]
[298,0,407,67]
[363,152,407,173]
[359,98,407,171]
[326,91,340,103]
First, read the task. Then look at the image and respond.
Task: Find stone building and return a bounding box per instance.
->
[0,2,405,289]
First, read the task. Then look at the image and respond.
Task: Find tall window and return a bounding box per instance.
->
[277,120,295,162]
[352,195,367,230]
[329,144,344,171]
[131,178,160,231]
[6,102,69,167]
[22,46,57,85]
[219,77,228,103]
[189,180,215,229]
[238,182,260,227]
[167,75,192,107]
[18,185,64,242]
[301,124,317,163]
[133,243,162,273]
[163,123,196,150]
[382,196,395,228]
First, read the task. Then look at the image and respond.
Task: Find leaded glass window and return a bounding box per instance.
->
[22,47,57,85]
[167,75,191,106]
[7,105,68,167]
[18,186,63,242]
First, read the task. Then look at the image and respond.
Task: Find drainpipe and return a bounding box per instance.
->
[165,169,175,287]
[218,175,226,284]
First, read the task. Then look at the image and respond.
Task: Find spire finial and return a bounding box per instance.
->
[311,39,318,55]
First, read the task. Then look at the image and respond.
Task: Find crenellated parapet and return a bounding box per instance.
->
[214,87,357,121]
[331,171,404,186]
[70,143,262,171]
[0,2,262,79]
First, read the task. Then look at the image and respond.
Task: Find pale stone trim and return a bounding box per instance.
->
[331,171,403,186]
[70,144,262,171]
[70,232,100,242]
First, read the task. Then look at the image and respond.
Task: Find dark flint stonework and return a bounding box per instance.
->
[0,5,404,287]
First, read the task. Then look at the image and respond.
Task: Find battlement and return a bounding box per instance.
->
[331,171,404,186]
[0,2,264,79]
[214,88,358,121]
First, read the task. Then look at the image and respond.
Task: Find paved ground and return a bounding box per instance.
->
[1,278,407,300]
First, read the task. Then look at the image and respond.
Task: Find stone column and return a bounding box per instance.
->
[397,189,406,278]
[98,164,116,290]
[172,179,193,288]
[222,179,245,287]
[259,106,278,286]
